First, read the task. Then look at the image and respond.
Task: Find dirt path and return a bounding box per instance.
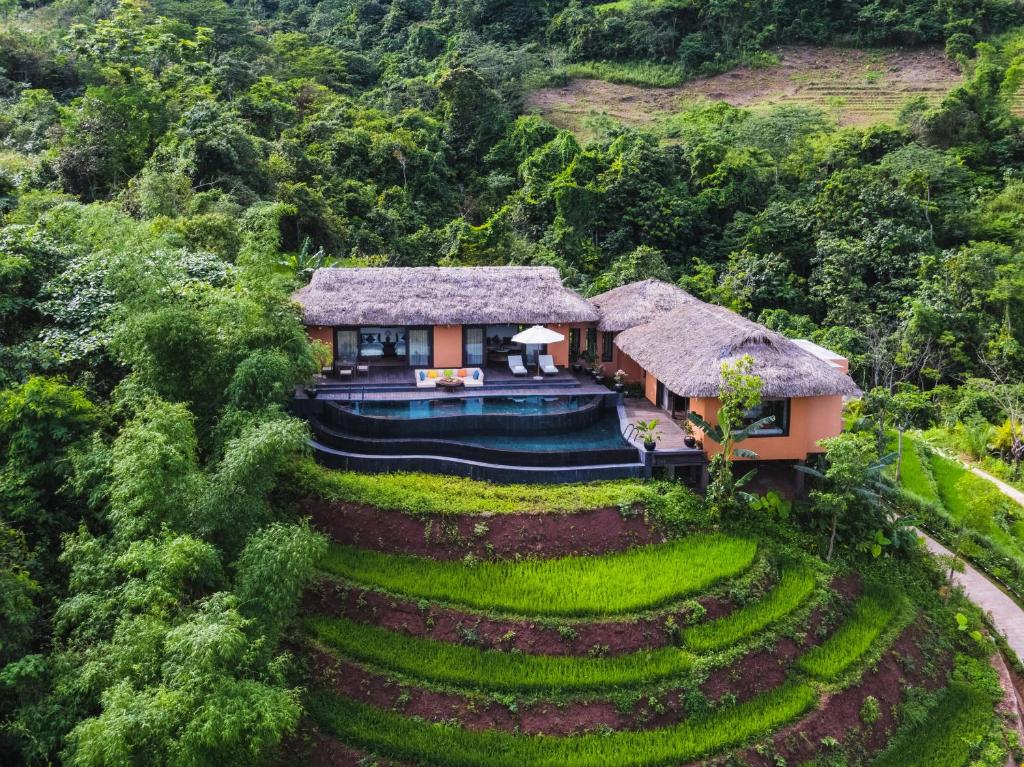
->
[527,46,962,137]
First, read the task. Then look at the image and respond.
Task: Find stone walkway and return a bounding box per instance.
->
[917,456,1024,764]
[918,531,1024,660]
[968,465,1024,507]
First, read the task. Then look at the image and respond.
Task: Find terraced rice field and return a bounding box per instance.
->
[320,535,757,617]
[302,486,952,766]
[528,46,962,138]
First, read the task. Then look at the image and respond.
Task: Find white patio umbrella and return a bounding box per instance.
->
[511,325,565,376]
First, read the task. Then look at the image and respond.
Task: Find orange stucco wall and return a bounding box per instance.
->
[547,324,571,367]
[602,344,644,381]
[645,370,658,404]
[690,395,844,461]
[433,325,463,368]
[306,325,333,348]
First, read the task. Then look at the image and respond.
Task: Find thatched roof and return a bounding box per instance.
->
[614,297,860,398]
[293,267,599,326]
[588,279,701,332]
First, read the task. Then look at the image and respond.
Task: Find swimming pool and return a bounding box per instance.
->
[309,407,633,466]
[347,395,592,419]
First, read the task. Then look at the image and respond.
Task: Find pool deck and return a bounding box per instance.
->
[623,399,694,451]
[299,368,612,401]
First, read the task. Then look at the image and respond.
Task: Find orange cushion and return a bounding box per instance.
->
[427,370,438,379]
[457,369,468,377]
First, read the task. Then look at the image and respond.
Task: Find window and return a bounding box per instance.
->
[359,326,406,360]
[602,331,615,362]
[335,329,358,362]
[586,327,597,357]
[407,328,431,367]
[464,326,485,366]
[569,328,580,361]
[742,399,790,437]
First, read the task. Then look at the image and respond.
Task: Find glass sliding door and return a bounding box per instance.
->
[569,328,580,362]
[464,326,485,366]
[335,328,358,362]
[407,327,432,367]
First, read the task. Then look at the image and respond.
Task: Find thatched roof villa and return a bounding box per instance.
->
[293,267,857,465]
[610,294,858,399]
[294,266,598,327]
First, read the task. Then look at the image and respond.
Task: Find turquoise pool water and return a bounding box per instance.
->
[349,395,592,419]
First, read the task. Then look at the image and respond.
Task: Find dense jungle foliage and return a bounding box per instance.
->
[3,0,1024,764]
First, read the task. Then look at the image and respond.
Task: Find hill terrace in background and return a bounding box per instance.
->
[291,269,857,486]
[528,46,963,139]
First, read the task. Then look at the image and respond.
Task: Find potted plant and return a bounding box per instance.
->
[311,340,333,379]
[681,418,698,448]
[634,419,662,451]
[612,369,626,392]
[306,340,333,398]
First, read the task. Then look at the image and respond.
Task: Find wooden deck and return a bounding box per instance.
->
[301,367,612,401]
[623,399,694,450]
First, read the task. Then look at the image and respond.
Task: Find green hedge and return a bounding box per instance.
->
[309,615,696,693]
[681,567,817,652]
[320,535,757,618]
[309,681,817,767]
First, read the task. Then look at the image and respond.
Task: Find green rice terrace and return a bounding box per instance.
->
[290,464,1013,766]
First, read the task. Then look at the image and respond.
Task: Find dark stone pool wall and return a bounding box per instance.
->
[309,441,645,484]
[308,417,639,468]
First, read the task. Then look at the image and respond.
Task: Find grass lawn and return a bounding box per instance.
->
[320,535,758,618]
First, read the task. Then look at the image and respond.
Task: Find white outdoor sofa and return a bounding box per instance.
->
[414,367,485,388]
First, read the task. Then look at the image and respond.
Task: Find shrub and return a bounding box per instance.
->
[320,535,758,618]
[873,682,998,767]
[860,695,881,726]
[555,60,686,87]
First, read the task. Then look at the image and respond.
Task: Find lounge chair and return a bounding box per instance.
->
[538,354,558,376]
[508,355,528,376]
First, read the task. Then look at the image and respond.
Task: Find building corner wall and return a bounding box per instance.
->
[433,325,463,368]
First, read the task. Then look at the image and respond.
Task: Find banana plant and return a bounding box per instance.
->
[686,411,776,460]
[795,436,898,561]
